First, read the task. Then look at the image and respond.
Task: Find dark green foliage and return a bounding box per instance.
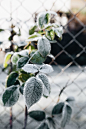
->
[29,110,45,121]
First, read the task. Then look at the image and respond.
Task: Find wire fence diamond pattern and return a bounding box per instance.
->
[0,0,86,129]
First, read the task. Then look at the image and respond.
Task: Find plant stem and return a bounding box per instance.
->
[57,80,70,103]
[24,105,28,129]
[10,107,12,129]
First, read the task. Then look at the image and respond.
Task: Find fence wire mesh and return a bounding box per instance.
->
[0,0,86,128]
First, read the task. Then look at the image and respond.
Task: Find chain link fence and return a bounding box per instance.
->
[0,0,86,128]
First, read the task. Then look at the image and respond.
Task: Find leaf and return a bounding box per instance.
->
[61,103,72,128]
[2,85,19,107]
[66,97,75,106]
[3,52,13,68]
[47,54,55,60]
[47,117,56,129]
[37,122,49,129]
[14,80,20,85]
[24,77,43,108]
[48,40,57,43]
[22,64,38,74]
[46,29,55,40]
[46,11,57,16]
[6,72,19,87]
[29,24,37,35]
[0,28,4,32]
[19,83,25,95]
[54,26,63,40]
[37,73,50,98]
[52,102,64,115]
[37,37,51,57]
[11,53,19,65]
[37,12,50,29]
[17,57,29,68]
[29,110,45,121]
[39,64,53,74]
[26,33,41,42]
[30,50,46,64]
[18,49,29,57]
[18,70,33,82]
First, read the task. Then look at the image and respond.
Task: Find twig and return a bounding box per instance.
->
[57,80,70,102]
[23,105,28,129]
[10,107,12,129]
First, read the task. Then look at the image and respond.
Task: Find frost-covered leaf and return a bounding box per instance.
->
[22,64,38,73]
[29,24,37,35]
[2,85,19,107]
[11,53,19,65]
[47,54,55,60]
[29,110,45,121]
[24,77,43,108]
[37,73,50,98]
[54,26,63,40]
[18,49,29,57]
[3,52,13,68]
[46,29,55,40]
[19,83,25,95]
[66,97,75,106]
[46,11,57,16]
[30,50,46,64]
[37,12,50,29]
[17,57,29,68]
[6,72,19,87]
[39,64,53,74]
[52,102,64,115]
[26,33,41,42]
[47,117,56,129]
[61,103,72,128]
[49,40,57,43]
[37,122,49,129]
[37,37,51,57]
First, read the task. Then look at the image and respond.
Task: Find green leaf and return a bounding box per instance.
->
[22,64,38,74]
[52,102,64,115]
[24,77,43,108]
[47,117,56,129]
[37,12,50,29]
[11,53,19,65]
[18,49,29,57]
[19,83,25,95]
[46,29,55,40]
[17,57,29,68]
[18,71,33,82]
[37,122,49,129]
[2,85,19,107]
[29,24,37,35]
[3,52,13,68]
[29,110,45,121]
[26,33,41,42]
[37,73,51,98]
[14,80,20,85]
[37,37,51,57]
[39,64,53,74]
[61,104,72,128]
[6,72,19,87]
[54,26,63,40]
[0,29,4,32]
[30,50,46,64]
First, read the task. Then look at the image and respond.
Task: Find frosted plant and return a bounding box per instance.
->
[2,11,74,129]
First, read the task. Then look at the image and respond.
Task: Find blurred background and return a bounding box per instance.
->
[0,0,86,129]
